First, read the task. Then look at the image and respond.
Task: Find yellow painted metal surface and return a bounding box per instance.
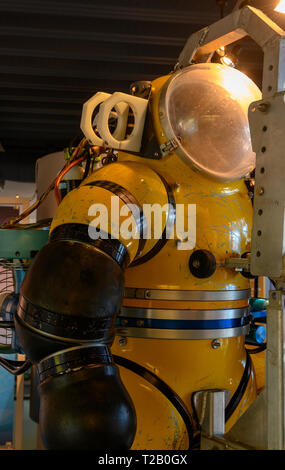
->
[122,298,249,310]
[118,77,253,289]
[112,75,259,449]
[50,161,170,262]
[50,72,264,449]
[84,161,169,256]
[112,336,257,449]
[50,185,139,261]
[251,351,265,394]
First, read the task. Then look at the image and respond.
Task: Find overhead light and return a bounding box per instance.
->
[216,46,225,57]
[275,0,285,13]
[216,46,235,68]
[220,55,235,67]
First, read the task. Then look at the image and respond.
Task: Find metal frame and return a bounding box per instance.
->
[158,5,285,181]
[178,6,285,100]
[249,92,285,278]
[177,5,285,450]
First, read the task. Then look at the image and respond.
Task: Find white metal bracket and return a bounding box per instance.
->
[80,91,148,152]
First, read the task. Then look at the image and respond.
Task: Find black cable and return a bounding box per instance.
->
[225,350,251,422]
[190,392,201,431]
[68,134,83,153]
[269,278,276,288]
[3,218,52,230]
[246,343,267,354]
[0,322,15,328]
[190,352,252,434]
[216,0,227,18]
[0,357,32,375]
[2,359,26,367]
[82,153,91,180]
[113,355,194,449]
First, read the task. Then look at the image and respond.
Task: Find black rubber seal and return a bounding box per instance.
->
[113,354,194,450]
[225,350,252,422]
[129,172,176,267]
[84,180,146,260]
[50,223,129,268]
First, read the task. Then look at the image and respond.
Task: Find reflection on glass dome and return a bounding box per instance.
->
[164,63,261,181]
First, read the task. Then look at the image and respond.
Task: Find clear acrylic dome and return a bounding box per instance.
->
[163,63,261,181]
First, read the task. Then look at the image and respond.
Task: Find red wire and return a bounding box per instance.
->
[54,156,86,205]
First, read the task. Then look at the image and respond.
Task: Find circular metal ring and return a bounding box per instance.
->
[123,287,250,301]
[120,306,248,321]
[38,344,112,382]
[116,325,249,340]
[158,71,201,172]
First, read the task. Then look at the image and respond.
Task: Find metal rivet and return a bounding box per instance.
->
[145,290,151,298]
[211,339,221,349]
[257,102,270,112]
[118,337,127,346]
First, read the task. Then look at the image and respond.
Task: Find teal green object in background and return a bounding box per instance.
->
[0,355,16,445]
[0,229,49,259]
[249,297,269,312]
[0,228,49,446]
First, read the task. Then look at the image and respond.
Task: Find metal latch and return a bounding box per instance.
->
[160,139,178,156]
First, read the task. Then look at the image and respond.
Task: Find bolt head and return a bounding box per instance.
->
[257,102,270,112]
[256,187,264,196]
[118,337,127,346]
[211,339,221,349]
